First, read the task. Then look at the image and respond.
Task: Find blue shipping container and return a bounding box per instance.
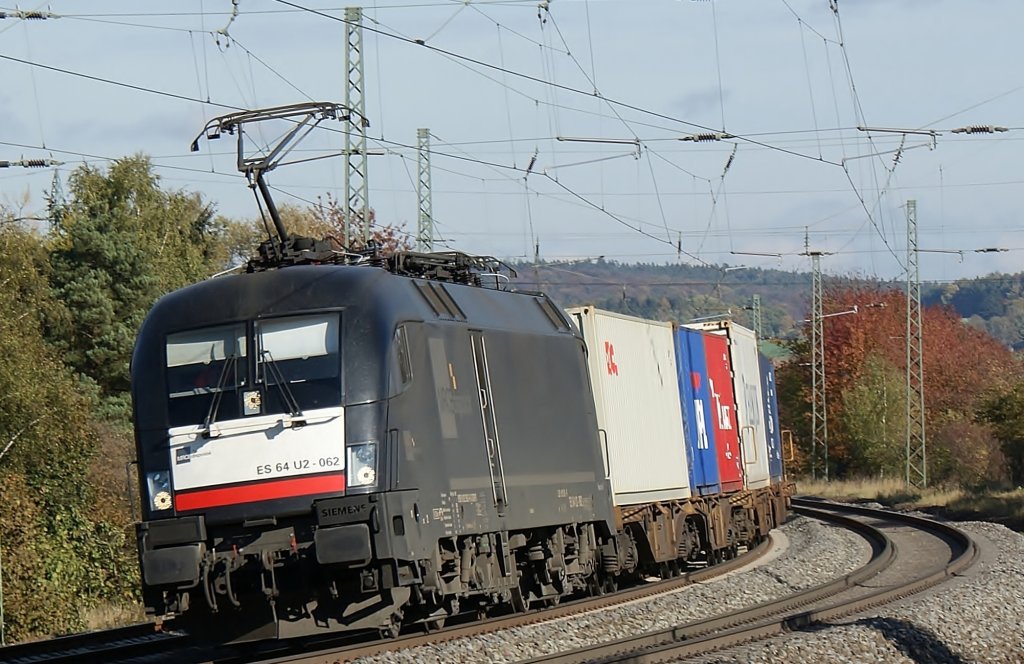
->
[759,352,784,482]
[675,328,722,495]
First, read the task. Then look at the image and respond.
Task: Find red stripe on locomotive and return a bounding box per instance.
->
[174,472,346,511]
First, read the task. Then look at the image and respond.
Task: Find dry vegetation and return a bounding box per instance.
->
[797,478,1024,530]
[84,603,146,631]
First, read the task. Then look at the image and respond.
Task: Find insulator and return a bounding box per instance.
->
[953,125,1008,134]
[683,132,734,142]
[0,161,9,168]
[23,159,48,168]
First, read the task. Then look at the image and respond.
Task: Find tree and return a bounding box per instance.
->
[219,193,413,269]
[977,383,1024,485]
[840,354,906,477]
[47,155,224,410]
[0,217,136,641]
[310,193,413,253]
[777,283,1021,484]
[220,201,335,266]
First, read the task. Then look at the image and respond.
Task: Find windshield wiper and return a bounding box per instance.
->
[260,350,305,424]
[202,354,239,436]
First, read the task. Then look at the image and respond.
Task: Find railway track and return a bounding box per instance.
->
[0,500,975,663]
[249,534,773,664]
[0,623,187,664]
[518,498,978,663]
[0,536,773,664]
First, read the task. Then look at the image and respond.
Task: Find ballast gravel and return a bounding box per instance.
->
[352,516,869,664]
[692,519,1024,664]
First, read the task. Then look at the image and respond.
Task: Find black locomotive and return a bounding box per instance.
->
[133,249,629,639]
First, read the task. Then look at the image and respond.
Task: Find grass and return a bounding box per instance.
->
[797,477,1024,531]
[84,602,146,631]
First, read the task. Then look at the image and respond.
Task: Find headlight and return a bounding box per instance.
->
[347,442,377,487]
[146,471,173,511]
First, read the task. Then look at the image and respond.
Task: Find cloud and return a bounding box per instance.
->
[669,87,730,121]
[0,93,32,144]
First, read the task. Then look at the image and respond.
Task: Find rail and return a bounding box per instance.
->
[518,498,977,663]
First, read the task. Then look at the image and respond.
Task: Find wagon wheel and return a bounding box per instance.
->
[510,585,529,613]
[587,572,604,597]
[378,613,401,639]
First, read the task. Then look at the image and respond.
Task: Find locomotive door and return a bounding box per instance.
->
[470,332,508,515]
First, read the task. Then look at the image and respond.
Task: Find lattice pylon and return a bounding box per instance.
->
[417,128,434,252]
[810,253,828,481]
[344,6,369,245]
[906,200,927,487]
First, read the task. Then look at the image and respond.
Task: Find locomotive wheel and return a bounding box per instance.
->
[424,617,446,632]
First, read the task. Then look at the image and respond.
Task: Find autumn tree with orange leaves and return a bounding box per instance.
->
[778,284,1024,485]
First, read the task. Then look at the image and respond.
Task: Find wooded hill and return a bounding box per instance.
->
[509,259,811,340]
[509,260,1024,350]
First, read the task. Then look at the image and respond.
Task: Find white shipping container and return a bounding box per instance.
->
[566,306,691,505]
[685,321,770,490]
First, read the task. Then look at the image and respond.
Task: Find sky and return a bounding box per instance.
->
[1,0,1022,283]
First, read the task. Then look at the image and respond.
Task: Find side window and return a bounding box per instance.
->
[388,325,413,396]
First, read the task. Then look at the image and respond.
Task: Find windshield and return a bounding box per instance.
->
[164,314,342,429]
[256,313,341,415]
[166,324,247,428]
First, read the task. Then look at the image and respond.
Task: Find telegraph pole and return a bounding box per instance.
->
[416,128,434,252]
[344,6,370,245]
[905,200,927,487]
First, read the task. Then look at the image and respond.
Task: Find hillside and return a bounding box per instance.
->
[509,260,1024,349]
[921,274,1024,350]
[509,259,811,339]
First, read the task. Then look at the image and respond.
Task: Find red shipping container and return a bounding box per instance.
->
[703,334,744,492]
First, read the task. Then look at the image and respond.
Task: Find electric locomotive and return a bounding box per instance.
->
[132,247,624,640]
